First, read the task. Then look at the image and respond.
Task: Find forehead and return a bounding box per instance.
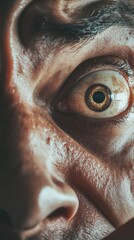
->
[0,0,130,14]
[0,0,115,8]
[60,0,117,9]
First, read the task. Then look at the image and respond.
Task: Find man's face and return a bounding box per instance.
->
[0,0,134,239]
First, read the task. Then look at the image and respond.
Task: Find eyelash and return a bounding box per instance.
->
[113,60,133,76]
[75,57,134,85]
[99,58,133,77]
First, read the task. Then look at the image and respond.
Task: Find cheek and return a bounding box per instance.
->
[52,112,134,167]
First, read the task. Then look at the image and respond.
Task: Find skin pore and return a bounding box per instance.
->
[0,0,134,239]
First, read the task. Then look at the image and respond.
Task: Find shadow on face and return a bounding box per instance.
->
[0,0,134,239]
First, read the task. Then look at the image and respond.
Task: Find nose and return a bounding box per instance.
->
[38,180,79,222]
[0,172,78,231]
[0,106,78,233]
[0,105,79,231]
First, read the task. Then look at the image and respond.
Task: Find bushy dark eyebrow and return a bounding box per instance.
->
[36,0,134,45]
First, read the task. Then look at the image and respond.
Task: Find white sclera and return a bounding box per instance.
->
[67,70,130,118]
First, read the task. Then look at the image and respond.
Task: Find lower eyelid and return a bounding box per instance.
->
[72,56,133,87]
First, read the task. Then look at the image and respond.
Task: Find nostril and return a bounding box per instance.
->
[48,207,69,220]
[0,209,12,226]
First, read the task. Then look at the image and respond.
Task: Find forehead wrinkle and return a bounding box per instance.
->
[61,0,115,19]
[63,0,115,8]
[59,0,134,28]
[27,0,134,48]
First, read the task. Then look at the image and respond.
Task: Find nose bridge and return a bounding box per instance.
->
[0,1,18,80]
[0,0,52,198]
[0,0,36,141]
[0,0,34,97]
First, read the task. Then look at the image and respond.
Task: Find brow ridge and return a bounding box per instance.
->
[35,0,134,45]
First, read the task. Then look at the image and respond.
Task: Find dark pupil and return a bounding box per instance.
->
[93,91,105,104]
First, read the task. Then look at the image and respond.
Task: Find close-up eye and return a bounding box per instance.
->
[55,70,131,119]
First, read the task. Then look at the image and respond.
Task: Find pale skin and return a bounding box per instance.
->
[0,0,134,239]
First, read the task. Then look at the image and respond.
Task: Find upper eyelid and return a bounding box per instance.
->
[73,57,134,87]
[105,58,133,76]
[88,57,133,75]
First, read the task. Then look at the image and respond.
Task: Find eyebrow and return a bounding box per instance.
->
[37,0,134,45]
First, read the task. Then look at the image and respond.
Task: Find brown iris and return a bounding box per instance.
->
[85,84,112,112]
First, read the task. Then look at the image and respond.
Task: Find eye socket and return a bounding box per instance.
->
[56,70,131,119]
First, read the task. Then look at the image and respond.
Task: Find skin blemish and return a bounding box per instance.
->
[46,137,51,145]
